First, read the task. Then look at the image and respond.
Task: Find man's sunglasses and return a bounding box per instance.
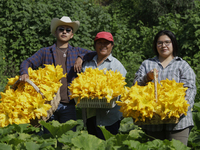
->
[58,27,72,33]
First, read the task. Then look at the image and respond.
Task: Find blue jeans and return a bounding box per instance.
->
[43,103,77,133]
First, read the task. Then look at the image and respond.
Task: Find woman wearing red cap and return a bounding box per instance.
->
[82,31,127,140]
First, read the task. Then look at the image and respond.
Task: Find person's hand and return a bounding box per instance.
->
[147,69,158,81]
[74,57,83,72]
[19,74,29,82]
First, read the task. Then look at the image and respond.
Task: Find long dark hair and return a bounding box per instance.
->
[153,30,178,57]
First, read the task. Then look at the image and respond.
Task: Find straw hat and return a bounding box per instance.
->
[51,16,80,36]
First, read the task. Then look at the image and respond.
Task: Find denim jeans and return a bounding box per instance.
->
[43,102,77,133]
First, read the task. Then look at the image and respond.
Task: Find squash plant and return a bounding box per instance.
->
[0,118,197,150]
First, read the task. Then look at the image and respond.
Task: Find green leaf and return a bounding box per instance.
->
[71,132,106,150]
[39,139,57,148]
[171,139,190,150]
[0,126,15,137]
[0,134,18,143]
[119,117,136,133]
[129,129,145,140]
[12,124,39,133]
[114,134,129,146]
[194,102,200,112]
[188,130,200,147]
[40,120,78,138]
[24,142,41,150]
[147,139,170,149]
[18,133,32,140]
[193,111,200,130]
[123,140,145,149]
[58,130,82,145]
[0,143,12,150]
[99,126,115,140]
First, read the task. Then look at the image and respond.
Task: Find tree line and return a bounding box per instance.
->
[0,0,199,102]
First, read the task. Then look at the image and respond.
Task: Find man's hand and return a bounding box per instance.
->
[19,74,29,82]
[74,57,83,72]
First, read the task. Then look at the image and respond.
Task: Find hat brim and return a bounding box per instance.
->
[51,18,80,36]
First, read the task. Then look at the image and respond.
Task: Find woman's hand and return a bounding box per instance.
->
[147,69,158,81]
[74,57,83,73]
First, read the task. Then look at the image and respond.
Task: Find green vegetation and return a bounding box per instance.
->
[0,118,195,149]
[0,0,200,149]
[0,0,199,89]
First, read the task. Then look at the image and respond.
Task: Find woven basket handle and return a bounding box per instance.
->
[25,79,44,98]
[153,68,158,102]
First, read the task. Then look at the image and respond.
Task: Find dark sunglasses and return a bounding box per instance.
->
[58,27,72,33]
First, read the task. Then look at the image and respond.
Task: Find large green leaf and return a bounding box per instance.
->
[194,102,200,112]
[1,133,33,146]
[171,139,190,150]
[123,140,147,150]
[129,129,145,140]
[0,134,18,143]
[40,120,78,138]
[119,117,136,133]
[24,142,41,150]
[99,126,115,140]
[71,132,106,150]
[12,124,39,133]
[193,111,200,130]
[0,125,15,137]
[113,134,129,146]
[39,139,57,148]
[146,139,172,149]
[188,130,200,148]
[0,143,12,150]
[58,130,82,145]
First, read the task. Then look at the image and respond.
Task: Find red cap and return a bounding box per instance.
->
[94,31,114,42]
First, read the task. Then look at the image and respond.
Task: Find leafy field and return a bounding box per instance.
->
[0,116,199,150]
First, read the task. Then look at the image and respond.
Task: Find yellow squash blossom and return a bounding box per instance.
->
[0,64,65,127]
[69,68,126,104]
[117,79,189,123]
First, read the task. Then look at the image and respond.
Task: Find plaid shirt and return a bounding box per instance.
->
[133,56,197,131]
[20,43,96,101]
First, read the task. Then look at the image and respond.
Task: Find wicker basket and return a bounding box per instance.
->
[13,79,60,127]
[74,97,118,108]
[133,114,179,125]
[133,69,179,125]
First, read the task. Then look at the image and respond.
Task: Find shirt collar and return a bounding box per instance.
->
[153,56,182,62]
[53,43,72,51]
[93,53,113,62]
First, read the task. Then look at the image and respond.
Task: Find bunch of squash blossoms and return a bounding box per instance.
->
[0,64,65,127]
[117,79,190,122]
[69,67,127,104]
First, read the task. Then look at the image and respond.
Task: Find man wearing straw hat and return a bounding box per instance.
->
[20,16,95,132]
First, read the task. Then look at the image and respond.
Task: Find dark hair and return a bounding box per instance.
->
[153,30,178,57]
